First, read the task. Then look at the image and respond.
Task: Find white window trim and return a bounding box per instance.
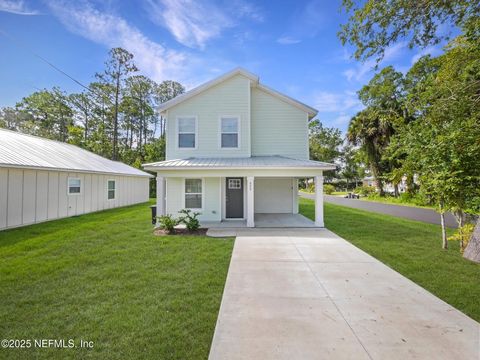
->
[218,115,241,149]
[182,178,205,211]
[67,177,82,196]
[176,116,198,150]
[107,179,116,201]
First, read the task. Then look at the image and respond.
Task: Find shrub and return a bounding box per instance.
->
[448,223,475,253]
[323,184,335,195]
[178,209,201,232]
[354,185,376,196]
[157,214,178,234]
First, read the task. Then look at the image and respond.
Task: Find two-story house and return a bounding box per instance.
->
[143,68,335,227]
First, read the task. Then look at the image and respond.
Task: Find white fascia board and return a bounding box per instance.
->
[149,168,325,178]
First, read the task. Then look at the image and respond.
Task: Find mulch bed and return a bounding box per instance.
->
[154,228,208,236]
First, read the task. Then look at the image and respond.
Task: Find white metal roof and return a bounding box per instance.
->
[158,67,318,118]
[143,156,336,171]
[0,129,153,177]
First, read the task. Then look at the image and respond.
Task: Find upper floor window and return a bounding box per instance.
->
[220,116,239,148]
[177,116,197,149]
[68,178,81,195]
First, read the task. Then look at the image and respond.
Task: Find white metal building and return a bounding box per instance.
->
[0,129,152,231]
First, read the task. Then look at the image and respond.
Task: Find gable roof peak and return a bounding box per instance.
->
[158,67,317,118]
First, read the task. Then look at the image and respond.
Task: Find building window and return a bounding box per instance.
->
[108,180,116,200]
[178,117,196,148]
[68,178,81,195]
[220,117,239,148]
[228,178,241,189]
[185,179,202,209]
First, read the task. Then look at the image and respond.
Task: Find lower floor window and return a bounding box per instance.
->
[108,180,116,200]
[185,178,202,209]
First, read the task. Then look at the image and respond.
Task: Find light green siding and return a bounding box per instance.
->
[251,87,309,159]
[166,75,251,160]
[166,177,221,222]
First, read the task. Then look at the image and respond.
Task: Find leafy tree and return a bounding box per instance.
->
[0,107,24,130]
[122,75,156,154]
[392,35,480,248]
[69,91,94,142]
[308,119,342,180]
[96,47,138,160]
[340,144,366,190]
[154,80,185,136]
[16,88,73,142]
[339,0,479,61]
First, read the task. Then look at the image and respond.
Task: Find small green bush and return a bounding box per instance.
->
[178,209,201,232]
[323,184,335,195]
[354,185,376,196]
[157,214,178,234]
[448,223,475,253]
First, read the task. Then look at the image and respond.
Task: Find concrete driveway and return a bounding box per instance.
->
[209,229,479,360]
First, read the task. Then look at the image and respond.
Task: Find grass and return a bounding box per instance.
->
[300,197,480,322]
[0,201,234,360]
[359,195,435,209]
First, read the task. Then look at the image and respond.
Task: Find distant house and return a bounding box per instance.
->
[143,68,335,227]
[0,129,152,231]
[362,175,409,194]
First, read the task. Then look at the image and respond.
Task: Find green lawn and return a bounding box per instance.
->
[360,195,435,209]
[300,197,480,322]
[0,201,234,360]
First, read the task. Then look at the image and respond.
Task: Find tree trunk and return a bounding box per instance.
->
[406,174,415,194]
[394,183,399,197]
[376,178,385,196]
[440,211,448,249]
[463,218,480,263]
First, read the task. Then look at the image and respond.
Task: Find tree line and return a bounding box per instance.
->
[340,0,480,252]
[0,47,185,168]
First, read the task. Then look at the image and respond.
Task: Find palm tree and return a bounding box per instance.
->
[347,108,394,196]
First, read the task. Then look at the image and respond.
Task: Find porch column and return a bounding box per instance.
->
[247,176,255,227]
[314,175,324,227]
[156,175,166,225]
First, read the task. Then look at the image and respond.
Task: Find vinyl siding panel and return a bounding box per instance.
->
[47,172,59,219]
[0,168,8,229]
[251,87,309,159]
[0,168,150,231]
[166,74,251,159]
[165,177,221,222]
[35,171,48,222]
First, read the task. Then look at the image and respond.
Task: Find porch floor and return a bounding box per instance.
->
[202,214,316,235]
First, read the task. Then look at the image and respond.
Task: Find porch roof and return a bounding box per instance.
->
[143,155,336,171]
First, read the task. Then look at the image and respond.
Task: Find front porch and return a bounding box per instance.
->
[202,213,316,229]
[143,156,337,229]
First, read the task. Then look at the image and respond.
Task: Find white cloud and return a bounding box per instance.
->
[145,0,233,49]
[411,45,441,65]
[230,0,264,22]
[343,42,407,82]
[0,0,38,15]
[313,90,362,113]
[276,36,301,45]
[46,0,204,86]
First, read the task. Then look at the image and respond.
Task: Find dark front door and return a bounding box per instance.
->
[226,178,244,218]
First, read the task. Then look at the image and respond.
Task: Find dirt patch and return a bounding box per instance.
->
[154,228,209,236]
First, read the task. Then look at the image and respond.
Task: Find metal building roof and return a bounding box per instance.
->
[0,129,153,177]
[143,156,336,171]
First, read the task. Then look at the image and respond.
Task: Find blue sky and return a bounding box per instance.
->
[0,0,443,132]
